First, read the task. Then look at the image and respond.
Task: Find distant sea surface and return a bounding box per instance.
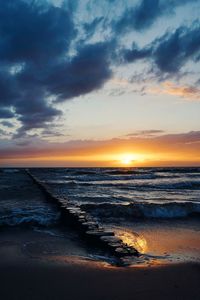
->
[1,167,200,227]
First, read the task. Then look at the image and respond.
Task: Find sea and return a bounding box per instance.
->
[0,167,200,265]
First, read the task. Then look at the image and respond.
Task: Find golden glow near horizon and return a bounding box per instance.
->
[118,153,144,165]
[1,147,199,167]
[120,154,134,165]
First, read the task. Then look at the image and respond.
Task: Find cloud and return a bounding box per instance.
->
[123,22,200,75]
[122,130,200,146]
[0,0,75,64]
[0,129,6,135]
[115,0,198,33]
[83,17,105,39]
[154,131,200,145]
[125,130,165,137]
[46,42,113,101]
[41,129,64,137]
[0,108,15,119]
[0,131,200,166]
[149,82,200,101]
[123,43,151,62]
[0,0,75,134]
[0,121,14,128]
[153,23,200,73]
[0,0,113,137]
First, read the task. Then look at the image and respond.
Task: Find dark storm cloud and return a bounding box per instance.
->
[115,0,199,33]
[115,0,162,32]
[47,42,113,101]
[0,0,113,136]
[0,108,15,119]
[153,24,200,73]
[0,71,19,107]
[0,0,75,134]
[123,43,151,62]
[123,23,200,74]
[0,0,75,64]
[16,95,62,134]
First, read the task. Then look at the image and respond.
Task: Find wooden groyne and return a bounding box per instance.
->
[26,169,139,265]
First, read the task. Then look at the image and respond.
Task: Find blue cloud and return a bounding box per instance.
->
[0,0,113,136]
[123,22,200,74]
[115,0,199,33]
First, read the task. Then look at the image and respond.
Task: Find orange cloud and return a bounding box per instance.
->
[0,131,200,167]
[149,81,200,101]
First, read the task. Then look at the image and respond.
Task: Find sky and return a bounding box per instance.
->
[0,0,200,167]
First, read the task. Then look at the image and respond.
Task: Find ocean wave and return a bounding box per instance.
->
[72,179,200,190]
[149,167,200,173]
[31,168,200,188]
[143,180,200,190]
[2,169,19,173]
[81,201,200,219]
[102,167,200,177]
[42,179,78,185]
[103,169,139,175]
[0,209,60,227]
[55,174,161,185]
[66,169,102,176]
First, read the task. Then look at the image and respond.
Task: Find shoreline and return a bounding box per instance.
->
[0,227,200,300]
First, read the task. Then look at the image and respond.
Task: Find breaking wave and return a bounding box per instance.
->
[0,208,60,227]
[81,201,200,219]
[75,179,200,190]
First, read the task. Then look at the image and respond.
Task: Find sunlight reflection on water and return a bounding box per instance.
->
[114,229,147,254]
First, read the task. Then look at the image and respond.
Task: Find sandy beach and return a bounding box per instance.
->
[0,228,199,300]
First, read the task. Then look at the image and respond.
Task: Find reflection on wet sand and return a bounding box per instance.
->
[114,229,147,254]
[112,220,200,267]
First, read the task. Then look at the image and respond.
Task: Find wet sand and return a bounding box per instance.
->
[0,228,200,300]
[112,218,200,265]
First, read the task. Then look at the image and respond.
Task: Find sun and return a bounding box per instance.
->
[120,154,134,165]
[114,153,146,166]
